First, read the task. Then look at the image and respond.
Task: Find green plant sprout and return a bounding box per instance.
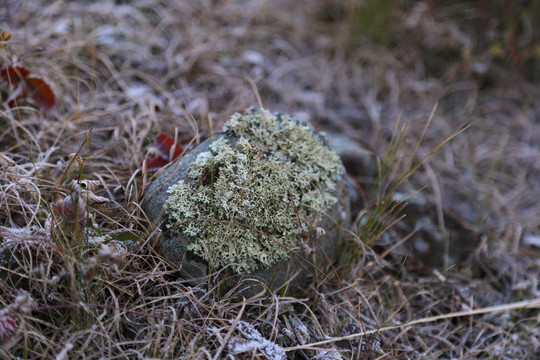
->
[357,105,470,245]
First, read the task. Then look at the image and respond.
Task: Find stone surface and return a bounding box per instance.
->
[142,109,350,294]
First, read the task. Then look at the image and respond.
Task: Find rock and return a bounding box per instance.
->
[143,108,350,294]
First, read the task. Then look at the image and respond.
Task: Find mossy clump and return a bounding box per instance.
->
[164,108,344,273]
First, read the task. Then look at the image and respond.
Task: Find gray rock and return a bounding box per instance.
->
[142,109,350,294]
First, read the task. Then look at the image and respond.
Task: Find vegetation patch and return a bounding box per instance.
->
[165,109,343,272]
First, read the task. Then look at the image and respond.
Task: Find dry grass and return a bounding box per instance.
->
[1,0,539,359]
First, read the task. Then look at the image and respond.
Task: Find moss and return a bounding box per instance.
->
[164,108,343,273]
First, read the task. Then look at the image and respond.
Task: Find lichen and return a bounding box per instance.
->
[164,108,343,273]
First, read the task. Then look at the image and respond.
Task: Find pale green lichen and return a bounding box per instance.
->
[164,108,343,273]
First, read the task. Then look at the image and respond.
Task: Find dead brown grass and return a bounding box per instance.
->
[1,0,539,359]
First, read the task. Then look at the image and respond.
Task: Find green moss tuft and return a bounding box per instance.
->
[164,108,343,273]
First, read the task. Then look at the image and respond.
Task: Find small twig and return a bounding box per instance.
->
[284,297,540,351]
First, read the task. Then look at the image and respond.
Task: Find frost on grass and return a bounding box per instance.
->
[312,348,343,360]
[227,320,286,360]
[164,108,343,273]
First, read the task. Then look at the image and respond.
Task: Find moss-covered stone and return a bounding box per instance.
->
[143,108,349,292]
[164,109,343,273]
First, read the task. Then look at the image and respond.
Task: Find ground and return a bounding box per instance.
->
[0,1,539,359]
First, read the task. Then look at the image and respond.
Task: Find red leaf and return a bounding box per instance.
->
[0,66,29,85]
[26,77,56,109]
[0,315,16,342]
[155,133,183,161]
[143,156,169,172]
[141,133,185,172]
